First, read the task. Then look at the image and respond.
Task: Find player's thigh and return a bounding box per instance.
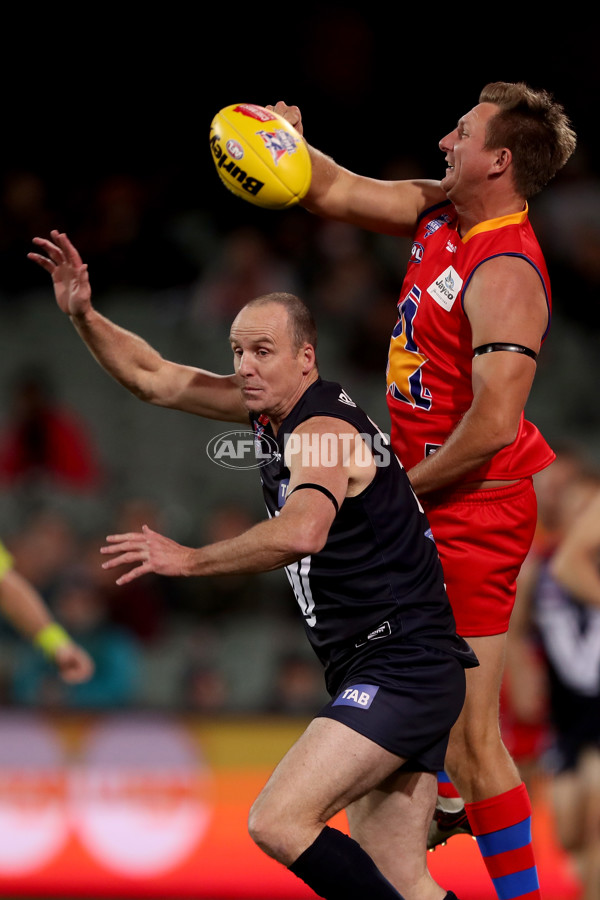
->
[251,716,405,829]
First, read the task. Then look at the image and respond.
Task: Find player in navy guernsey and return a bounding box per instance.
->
[255,376,471,690]
[31,230,475,900]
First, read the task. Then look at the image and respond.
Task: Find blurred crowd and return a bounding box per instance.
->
[0,489,330,716]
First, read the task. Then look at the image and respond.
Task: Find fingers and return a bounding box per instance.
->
[101,549,151,585]
[29,235,65,267]
[270,101,303,133]
[101,533,152,585]
[77,263,90,285]
[103,532,146,546]
[27,251,56,274]
[55,230,84,267]
[101,548,146,568]
[114,562,151,586]
[101,529,155,556]
[28,231,83,269]
[100,541,149,569]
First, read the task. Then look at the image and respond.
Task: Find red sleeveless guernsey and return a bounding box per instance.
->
[386,201,555,482]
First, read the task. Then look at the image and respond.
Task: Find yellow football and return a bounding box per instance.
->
[209,103,312,209]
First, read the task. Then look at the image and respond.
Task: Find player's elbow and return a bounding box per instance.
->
[491,427,519,454]
[291,530,328,558]
[484,412,521,454]
[285,519,329,558]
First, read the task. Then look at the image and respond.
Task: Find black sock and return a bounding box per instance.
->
[289,825,406,899]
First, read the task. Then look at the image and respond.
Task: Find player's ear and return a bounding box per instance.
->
[493,147,512,175]
[301,343,315,374]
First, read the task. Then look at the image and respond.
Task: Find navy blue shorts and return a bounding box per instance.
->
[316,638,468,772]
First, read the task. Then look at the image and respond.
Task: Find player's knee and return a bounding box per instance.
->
[248,799,274,853]
[248,796,290,862]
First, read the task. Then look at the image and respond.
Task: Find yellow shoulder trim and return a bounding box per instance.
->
[462,204,529,244]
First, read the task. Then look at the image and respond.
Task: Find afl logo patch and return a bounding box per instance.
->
[410,242,424,264]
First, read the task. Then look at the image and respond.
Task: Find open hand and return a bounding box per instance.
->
[28,230,91,317]
[101,524,193,585]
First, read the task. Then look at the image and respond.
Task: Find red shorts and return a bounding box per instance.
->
[423,478,537,637]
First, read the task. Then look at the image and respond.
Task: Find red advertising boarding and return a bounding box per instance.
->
[0,711,582,899]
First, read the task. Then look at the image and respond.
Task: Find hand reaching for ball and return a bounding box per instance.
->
[266,101,304,136]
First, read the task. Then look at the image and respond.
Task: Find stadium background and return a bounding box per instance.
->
[0,10,598,898]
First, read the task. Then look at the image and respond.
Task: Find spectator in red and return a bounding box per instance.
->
[0,366,102,491]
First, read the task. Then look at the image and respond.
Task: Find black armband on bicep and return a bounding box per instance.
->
[287,483,340,513]
[473,342,538,361]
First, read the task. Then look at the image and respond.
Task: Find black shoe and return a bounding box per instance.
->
[427,806,474,851]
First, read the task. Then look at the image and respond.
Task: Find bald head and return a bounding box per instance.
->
[229,294,319,424]
[240,292,318,355]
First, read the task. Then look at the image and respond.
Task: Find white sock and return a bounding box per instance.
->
[436,795,465,814]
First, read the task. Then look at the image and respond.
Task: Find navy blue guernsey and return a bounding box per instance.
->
[251,378,476,674]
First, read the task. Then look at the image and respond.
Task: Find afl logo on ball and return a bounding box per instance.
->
[225,139,244,160]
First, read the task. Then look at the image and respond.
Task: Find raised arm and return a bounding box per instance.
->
[408,255,549,494]
[269,102,445,237]
[29,232,248,423]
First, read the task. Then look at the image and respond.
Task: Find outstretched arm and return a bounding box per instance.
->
[29,231,248,423]
[99,417,364,585]
[99,489,332,586]
[269,102,445,237]
[0,564,94,684]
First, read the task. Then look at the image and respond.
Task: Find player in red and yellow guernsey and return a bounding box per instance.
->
[387,202,553,483]
[387,202,554,640]
[271,84,577,900]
